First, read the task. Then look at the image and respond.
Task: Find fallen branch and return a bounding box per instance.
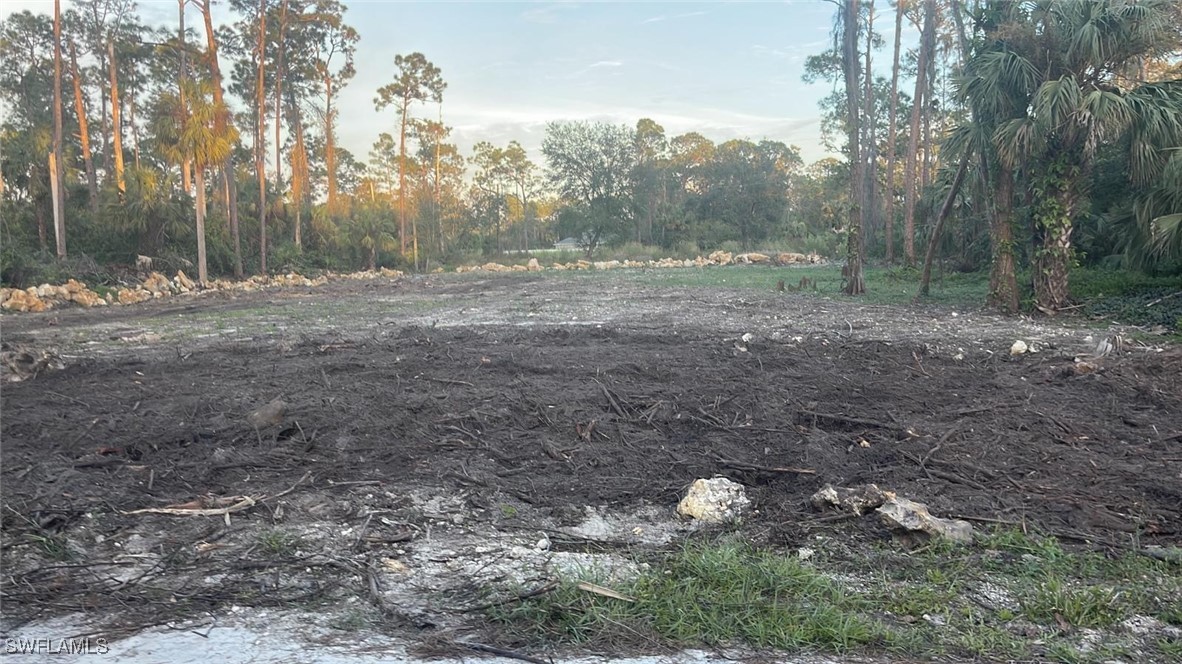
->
[1146,291,1181,307]
[597,380,627,417]
[457,580,559,613]
[123,471,311,517]
[123,495,260,517]
[798,409,904,433]
[457,642,551,664]
[718,457,816,475]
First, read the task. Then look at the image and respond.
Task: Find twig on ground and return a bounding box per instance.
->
[457,642,552,664]
[718,457,816,475]
[457,580,560,613]
[576,581,635,602]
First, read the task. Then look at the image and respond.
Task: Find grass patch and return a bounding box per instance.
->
[256,529,303,557]
[487,531,1182,660]
[1022,577,1124,628]
[490,539,882,651]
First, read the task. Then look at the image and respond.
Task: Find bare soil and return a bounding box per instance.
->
[2,270,1180,656]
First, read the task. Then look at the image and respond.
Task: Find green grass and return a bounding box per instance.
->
[490,539,883,651]
[256,529,303,557]
[486,530,1182,660]
[458,262,1180,331]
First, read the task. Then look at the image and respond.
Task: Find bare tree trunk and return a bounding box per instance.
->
[842,0,865,295]
[129,92,141,170]
[274,0,287,194]
[292,110,307,249]
[324,76,338,214]
[917,150,970,298]
[195,166,208,285]
[48,153,64,258]
[108,39,125,196]
[256,0,268,275]
[862,0,877,247]
[398,100,409,255]
[903,0,936,266]
[52,0,67,257]
[435,103,442,253]
[178,0,192,194]
[884,0,904,264]
[921,57,934,190]
[68,40,98,216]
[200,0,242,278]
[35,194,48,251]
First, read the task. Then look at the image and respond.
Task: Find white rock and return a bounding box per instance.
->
[1010,340,1028,356]
[677,477,749,523]
[876,496,973,544]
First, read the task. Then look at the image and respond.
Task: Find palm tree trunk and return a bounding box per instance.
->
[1032,179,1077,313]
[988,164,1020,314]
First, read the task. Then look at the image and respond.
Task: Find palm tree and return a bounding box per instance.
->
[973,0,1180,312]
[346,202,397,271]
[174,79,238,284]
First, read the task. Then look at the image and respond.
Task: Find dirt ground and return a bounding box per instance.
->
[2,270,1180,659]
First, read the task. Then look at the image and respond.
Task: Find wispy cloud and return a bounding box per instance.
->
[520,2,580,24]
[642,10,706,25]
[752,44,790,59]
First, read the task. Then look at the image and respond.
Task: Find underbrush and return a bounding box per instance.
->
[1070,269,1182,331]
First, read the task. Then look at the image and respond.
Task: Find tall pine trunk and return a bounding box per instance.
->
[862,1,877,246]
[201,0,242,278]
[884,0,904,264]
[903,0,936,266]
[398,100,409,256]
[842,0,865,295]
[324,76,338,214]
[256,0,268,275]
[275,0,287,195]
[196,166,208,284]
[178,0,192,194]
[108,39,125,195]
[68,40,98,216]
[52,0,67,257]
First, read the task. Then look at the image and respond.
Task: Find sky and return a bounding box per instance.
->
[2,1,915,167]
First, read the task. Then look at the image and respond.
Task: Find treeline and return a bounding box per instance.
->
[2,1,1180,314]
[824,0,1182,309]
[0,0,842,285]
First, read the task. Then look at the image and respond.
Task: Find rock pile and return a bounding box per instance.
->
[1,279,107,312]
[456,250,825,274]
[1,267,405,315]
